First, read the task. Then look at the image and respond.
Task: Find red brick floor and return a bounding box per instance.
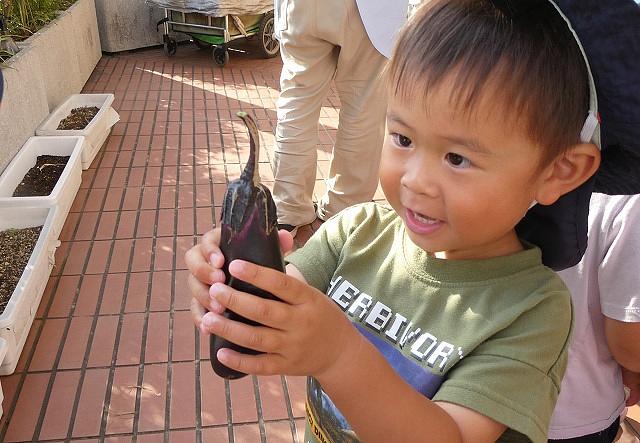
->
[0,41,385,442]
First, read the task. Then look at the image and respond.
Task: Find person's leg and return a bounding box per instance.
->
[272,0,340,228]
[315,0,388,220]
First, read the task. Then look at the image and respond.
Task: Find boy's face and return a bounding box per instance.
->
[380,76,549,260]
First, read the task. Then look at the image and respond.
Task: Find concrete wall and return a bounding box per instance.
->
[95,0,165,53]
[0,0,102,173]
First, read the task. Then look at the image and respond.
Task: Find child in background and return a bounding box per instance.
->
[550,194,640,442]
[186,1,602,441]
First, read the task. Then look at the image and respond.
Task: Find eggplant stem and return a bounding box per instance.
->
[237,111,261,187]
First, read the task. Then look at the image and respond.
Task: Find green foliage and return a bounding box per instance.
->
[0,0,76,40]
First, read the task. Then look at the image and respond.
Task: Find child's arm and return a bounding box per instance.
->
[605,319,640,405]
[604,319,640,373]
[186,229,506,443]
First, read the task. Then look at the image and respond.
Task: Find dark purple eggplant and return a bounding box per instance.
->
[210,111,285,379]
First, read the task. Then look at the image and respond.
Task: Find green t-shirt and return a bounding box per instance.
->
[286,203,571,443]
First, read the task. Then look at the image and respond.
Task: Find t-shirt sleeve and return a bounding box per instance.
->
[433,290,572,443]
[599,195,640,322]
[285,204,372,292]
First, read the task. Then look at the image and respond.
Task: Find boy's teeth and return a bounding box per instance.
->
[414,212,439,224]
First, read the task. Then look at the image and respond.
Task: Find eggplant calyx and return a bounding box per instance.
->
[236,111,261,188]
[220,112,278,236]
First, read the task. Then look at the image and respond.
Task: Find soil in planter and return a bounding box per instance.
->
[57,106,100,130]
[12,155,70,197]
[0,226,42,315]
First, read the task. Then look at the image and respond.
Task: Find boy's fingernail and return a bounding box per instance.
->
[209,252,220,264]
[209,297,224,313]
[209,282,223,296]
[202,314,216,329]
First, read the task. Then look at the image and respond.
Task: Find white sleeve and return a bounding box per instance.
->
[598,194,640,322]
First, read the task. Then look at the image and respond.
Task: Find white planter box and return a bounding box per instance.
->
[0,338,6,418]
[36,94,120,170]
[0,207,60,375]
[0,136,84,238]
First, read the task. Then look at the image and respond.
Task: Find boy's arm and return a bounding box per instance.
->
[285,266,506,443]
[315,319,506,443]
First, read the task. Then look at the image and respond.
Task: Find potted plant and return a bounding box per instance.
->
[36,94,119,170]
[0,135,83,238]
[0,206,59,375]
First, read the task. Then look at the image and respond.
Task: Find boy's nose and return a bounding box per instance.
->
[401,161,439,198]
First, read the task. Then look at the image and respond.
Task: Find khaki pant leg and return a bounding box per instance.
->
[316,0,388,220]
[272,0,341,227]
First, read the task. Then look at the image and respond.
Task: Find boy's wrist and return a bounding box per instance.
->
[314,323,371,388]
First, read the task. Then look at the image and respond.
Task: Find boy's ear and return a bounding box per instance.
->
[535,143,601,206]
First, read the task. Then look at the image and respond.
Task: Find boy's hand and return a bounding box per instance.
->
[202,259,358,379]
[185,227,294,334]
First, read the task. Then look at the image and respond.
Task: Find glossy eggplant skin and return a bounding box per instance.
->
[210,112,285,379]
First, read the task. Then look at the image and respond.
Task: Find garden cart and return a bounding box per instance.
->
[147,0,279,67]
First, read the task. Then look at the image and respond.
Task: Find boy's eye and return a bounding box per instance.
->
[392,133,412,148]
[445,152,471,168]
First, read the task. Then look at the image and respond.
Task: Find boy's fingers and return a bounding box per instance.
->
[185,243,225,285]
[209,283,290,328]
[200,228,223,264]
[216,348,285,376]
[202,312,281,354]
[188,274,224,314]
[278,229,294,254]
[190,297,208,334]
[227,260,308,305]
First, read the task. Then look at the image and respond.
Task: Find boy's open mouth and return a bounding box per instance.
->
[405,208,443,235]
[410,210,440,225]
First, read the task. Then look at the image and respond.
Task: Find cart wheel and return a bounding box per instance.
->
[193,38,212,50]
[164,38,177,56]
[213,47,229,67]
[258,11,279,58]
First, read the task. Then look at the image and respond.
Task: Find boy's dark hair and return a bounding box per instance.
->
[387,0,590,167]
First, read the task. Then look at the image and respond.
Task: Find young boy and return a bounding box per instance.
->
[186,1,601,441]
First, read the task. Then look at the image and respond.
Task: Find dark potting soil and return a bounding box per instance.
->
[12,155,70,197]
[57,106,100,130]
[0,226,42,315]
